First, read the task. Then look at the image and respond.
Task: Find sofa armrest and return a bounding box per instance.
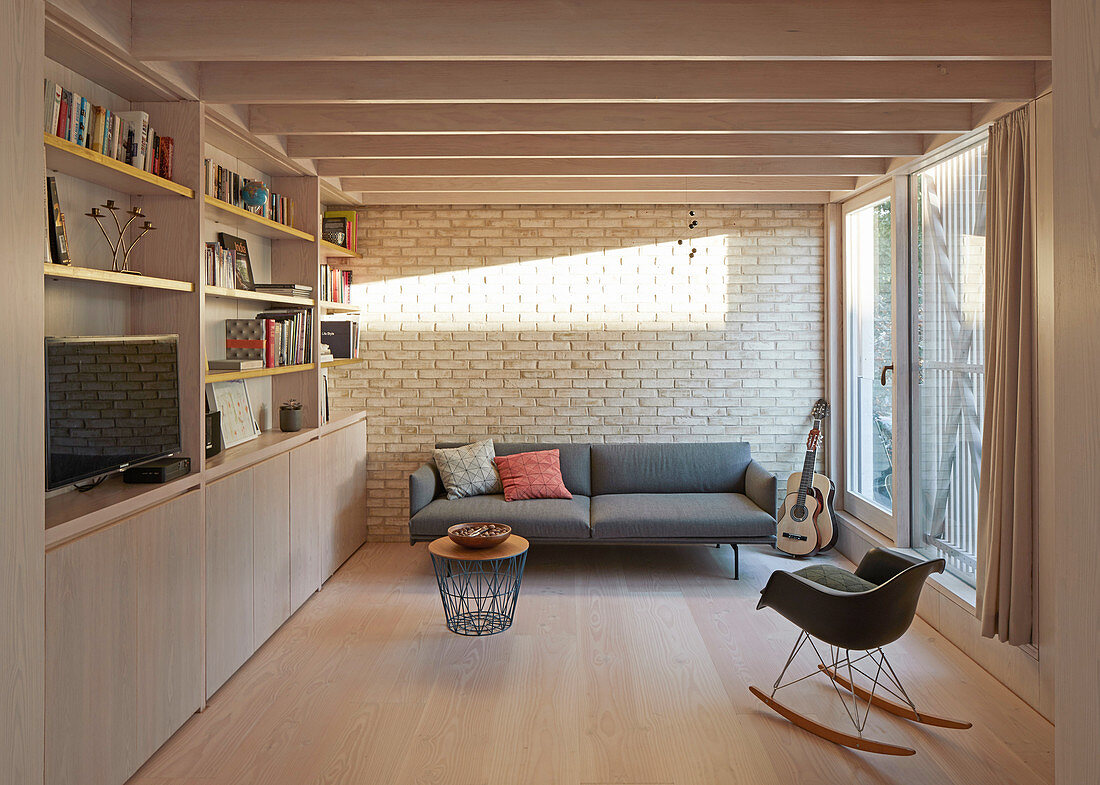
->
[409,463,442,518]
[745,459,778,519]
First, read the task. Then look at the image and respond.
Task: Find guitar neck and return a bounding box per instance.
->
[796,418,822,504]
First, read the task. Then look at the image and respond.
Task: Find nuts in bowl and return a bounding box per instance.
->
[447,522,512,549]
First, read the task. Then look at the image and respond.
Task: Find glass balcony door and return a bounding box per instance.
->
[843,186,896,534]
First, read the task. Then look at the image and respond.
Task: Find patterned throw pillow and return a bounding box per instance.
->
[433,439,503,499]
[493,449,573,501]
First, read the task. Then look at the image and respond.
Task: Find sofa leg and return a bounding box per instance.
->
[732,544,739,580]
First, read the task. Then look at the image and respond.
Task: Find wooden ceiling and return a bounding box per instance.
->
[129,0,1051,204]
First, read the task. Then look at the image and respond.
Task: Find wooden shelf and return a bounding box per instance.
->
[206,363,316,383]
[204,285,315,307]
[318,300,360,313]
[203,195,315,241]
[45,472,202,549]
[204,427,319,482]
[321,358,362,368]
[44,263,194,292]
[45,133,195,198]
[320,240,361,260]
[319,409,367,436]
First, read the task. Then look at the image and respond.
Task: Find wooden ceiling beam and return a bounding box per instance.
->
[317,157,891,177]
[253,102,975,135]
[340,176,856,191]
[132,0,1051,61]
[199,60,1041,103]
[288,133,927,158]
[353,191,832,205]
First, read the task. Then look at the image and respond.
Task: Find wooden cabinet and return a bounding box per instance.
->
[45,491,202,785]
[290,439,321,611]
[252,453,291,646]
[205,468,255,697]
[320,418,368,580]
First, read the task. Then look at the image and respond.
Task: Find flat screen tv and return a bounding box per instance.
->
[45,335,181,490]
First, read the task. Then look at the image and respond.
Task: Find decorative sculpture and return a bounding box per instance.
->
[86,199,156,275]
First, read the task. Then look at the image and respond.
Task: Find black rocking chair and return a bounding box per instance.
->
[749,548,972,756]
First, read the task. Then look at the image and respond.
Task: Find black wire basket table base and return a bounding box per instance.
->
[429,535,529,636]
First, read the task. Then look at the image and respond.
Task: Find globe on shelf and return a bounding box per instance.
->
[240,180,270,209]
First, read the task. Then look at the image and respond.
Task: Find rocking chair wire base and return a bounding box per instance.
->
[750,631,970,756]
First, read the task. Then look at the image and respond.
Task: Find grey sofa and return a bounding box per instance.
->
[409,441,778,578]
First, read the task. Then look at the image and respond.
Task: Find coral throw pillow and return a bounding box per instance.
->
[493,450,573,501]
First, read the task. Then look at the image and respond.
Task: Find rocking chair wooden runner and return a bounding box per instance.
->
[749,548,972,756]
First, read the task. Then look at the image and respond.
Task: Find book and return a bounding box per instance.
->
[218,233,254,289]
[58,89,71,139]
[208,358,265,371]
[116,111,149,170]
[319,317,360,359]
[157,136,174,180]
[44,80,60,135]
[89,106,106,153]
[225,318,265,361]
[45,177,70,266]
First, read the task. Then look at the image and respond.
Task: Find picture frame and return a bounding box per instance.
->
[218,231,254,290]
[206,379,260,448]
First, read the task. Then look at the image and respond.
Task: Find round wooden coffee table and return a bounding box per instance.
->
[428,534,529,636]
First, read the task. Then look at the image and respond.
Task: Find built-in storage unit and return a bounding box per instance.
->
[40,14,368,785]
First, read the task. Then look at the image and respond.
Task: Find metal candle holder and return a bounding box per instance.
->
[85,199,156,275]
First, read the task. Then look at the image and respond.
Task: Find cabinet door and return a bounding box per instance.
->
[320,426,343,579]
[134,491,203,761]
[205,468,255,697]
[290,439,321,611]
[46,521,138,785]
[45,491,203,785]
[340,418,368,561]
[253,453,291,646]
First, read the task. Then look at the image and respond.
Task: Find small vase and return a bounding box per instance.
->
[279,406,302,432]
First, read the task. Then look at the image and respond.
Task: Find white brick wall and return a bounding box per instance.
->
[328,205,825,541]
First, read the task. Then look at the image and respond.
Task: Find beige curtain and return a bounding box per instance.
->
[976,105,1034,645]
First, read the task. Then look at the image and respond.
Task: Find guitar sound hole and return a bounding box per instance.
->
[791,505,808,522]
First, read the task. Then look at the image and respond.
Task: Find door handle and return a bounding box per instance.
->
[880,364,894,386]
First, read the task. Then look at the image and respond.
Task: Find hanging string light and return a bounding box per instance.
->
[677,208,699,258]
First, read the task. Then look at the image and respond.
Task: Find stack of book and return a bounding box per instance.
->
[45,79,173,180]
[322,209,357,252]
[204,241,238,288]
[319,263,353,303]
[252,283,313,299]
[204,160,295,227]
[223,310,313,370]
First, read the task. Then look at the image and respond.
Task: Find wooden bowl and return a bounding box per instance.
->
[448,522,512,549]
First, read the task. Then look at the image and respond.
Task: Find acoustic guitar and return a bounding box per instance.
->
[776,399,837,557]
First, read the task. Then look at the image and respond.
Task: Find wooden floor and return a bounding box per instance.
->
[130,543,1053,785]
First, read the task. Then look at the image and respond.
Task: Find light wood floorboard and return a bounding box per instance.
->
[129,543,1053,785]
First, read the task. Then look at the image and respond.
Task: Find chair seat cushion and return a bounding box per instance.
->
[590,493,775,539]
[792,564,876,593]
[410,494,591,540]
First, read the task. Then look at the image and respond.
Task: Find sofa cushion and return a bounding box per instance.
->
[590,493,775,540]
[437,441,592,496]
[410,494,591,540]
[433,439,503,499]
[590,442,751,495]
[494,450,572,501]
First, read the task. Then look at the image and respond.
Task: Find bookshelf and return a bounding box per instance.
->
[203,195,315,241]
[320,239,361,259]
[205,362,317,383]
[44,262,194,292]
[45,133,196,198]
[37,15,369,785]
[204,285,315,307]
[321,358,362,368]
[319,300,359,313]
